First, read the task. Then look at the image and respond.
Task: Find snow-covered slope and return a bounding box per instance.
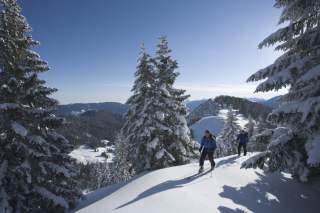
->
[74,154,319,213]
[187,99,219,124]
[190,115,225,141]
[190,109,248,142]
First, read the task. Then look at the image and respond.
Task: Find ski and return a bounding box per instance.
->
[185,169,212,180]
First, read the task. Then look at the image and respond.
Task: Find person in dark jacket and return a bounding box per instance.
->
[199,130,217,173]
[237,129,248,156]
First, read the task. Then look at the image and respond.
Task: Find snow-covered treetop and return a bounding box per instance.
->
[130,44,154,96]
[0,0,58,111]
[0,0,49,74]
[155,36,179,86]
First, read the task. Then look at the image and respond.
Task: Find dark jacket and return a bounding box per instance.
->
[200,136,217,151]
[237,132,249,145]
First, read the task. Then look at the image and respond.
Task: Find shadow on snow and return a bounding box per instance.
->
[115,156,238,210]
[218,172,319,213]
[72,172,148,212]
[215,156,239,168]
[75,155,320,213]
[115,169,213,209]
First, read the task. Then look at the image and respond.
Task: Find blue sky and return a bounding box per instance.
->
[20,0,286,104]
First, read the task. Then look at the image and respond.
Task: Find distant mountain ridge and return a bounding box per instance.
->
[187,95,272,125]
[187,99,220,124]
[54,102,128,148]
[185,99,207,111]
[57,110,125,148]
[246,97,266,103]
[257,96,283,109]
[246,96,283,109]
[55,102,129,116]
[214,95,272,119]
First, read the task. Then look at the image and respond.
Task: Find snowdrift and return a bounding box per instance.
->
[74,154,319,213]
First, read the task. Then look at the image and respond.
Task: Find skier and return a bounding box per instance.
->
[199,130,217,173]
[237,129,248,156]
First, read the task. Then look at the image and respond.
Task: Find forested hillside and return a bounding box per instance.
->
[55,102,128,116]
[57,110,125,148]
[187,96,272,125]
[214,95,272,120]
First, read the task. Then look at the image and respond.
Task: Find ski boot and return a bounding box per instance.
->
[198,166,204,174]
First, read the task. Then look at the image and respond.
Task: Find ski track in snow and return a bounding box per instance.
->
[74,154,319,213]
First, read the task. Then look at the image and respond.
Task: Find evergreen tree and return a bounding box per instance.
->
[245,116,255,152]
[120,44,158,172]
[78,162,112,192]
[243,0,320,181]
[246,116,255,137]
[0,1,81,212]
[256,116,270,134]
[152,36,193,168]
[111,134,133,183]
[247,116,273,152]
[217,108,241,156]
[120,37,193,173]
[250,129,273,152]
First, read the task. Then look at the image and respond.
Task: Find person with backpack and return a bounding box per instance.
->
[237,129,249,156]
[199,130,217,173]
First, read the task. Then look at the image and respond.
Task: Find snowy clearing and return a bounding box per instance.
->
[69,145,113,164]
[74,154,319,213]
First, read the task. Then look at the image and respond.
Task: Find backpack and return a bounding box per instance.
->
[209,134,217,149]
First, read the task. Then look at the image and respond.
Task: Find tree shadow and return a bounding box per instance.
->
[115,169,213,210]
[73,172,148,212]
[215,156,239,168]
[218,207,246,213]
[218,172,319,213]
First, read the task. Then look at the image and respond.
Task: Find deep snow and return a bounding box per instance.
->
[74,154,319,213]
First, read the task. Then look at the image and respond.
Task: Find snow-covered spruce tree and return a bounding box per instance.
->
[121,38,193,173]
[78,161,112,192]
[217,108,241,156]
[242,0,320,181]
[248,116,273,152]
[246,116,255,138]
[111,134,133,183]
[0,1,81,212]
[256,116,270,134]
[251,129,274,152]
[245,116,256,152]
[119,44,160,172]
[152,36,194,169]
